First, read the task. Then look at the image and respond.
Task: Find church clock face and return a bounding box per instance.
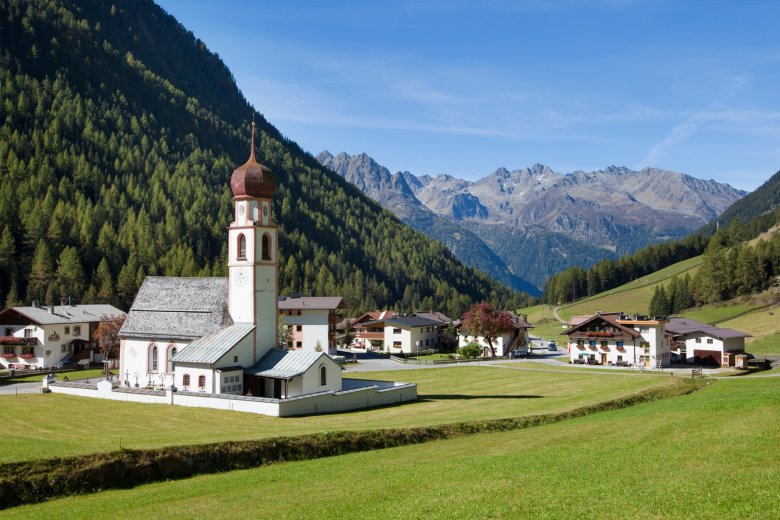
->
[235,269,248,287]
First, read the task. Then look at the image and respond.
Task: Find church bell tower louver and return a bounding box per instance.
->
[227,122,278,361]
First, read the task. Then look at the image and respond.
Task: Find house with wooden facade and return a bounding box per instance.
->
[0,302,124,369]
[564,312,671,368]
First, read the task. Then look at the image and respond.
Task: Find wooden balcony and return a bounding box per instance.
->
[0,337,37,346]
[354,331,384,340]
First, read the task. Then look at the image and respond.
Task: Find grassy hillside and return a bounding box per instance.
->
[7,377,778,518]
[0,0,527,316]
[557,255,703,321]
[0,365,672,464]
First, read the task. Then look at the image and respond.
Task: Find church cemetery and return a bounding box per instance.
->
[0,365,675,464]
[4,375,777,518]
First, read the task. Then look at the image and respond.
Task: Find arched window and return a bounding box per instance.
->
[198,375,206,389]
[238,234,247,259]
[262,233,271,260]
[167,345,177,373]
[183,374,190,388]
[320,365,327,386]
[149,344,158,372]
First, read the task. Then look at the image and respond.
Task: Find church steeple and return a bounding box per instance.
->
[227,120,279,362]
[230,121,275,200]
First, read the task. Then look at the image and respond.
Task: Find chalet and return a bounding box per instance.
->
[458,312,533,357]
[0,302,124,369]
[351,310,398,349]
[564,312,670,367]
[278,296,345,355]
[665,317,750,367]
[353,315,445,353]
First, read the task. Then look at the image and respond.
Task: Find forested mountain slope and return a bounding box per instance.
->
[0,0,529,317]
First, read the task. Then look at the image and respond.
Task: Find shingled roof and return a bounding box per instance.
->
[119,277,231,340]
[665,318,751,340]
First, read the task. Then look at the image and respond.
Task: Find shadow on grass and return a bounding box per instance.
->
[419,394,543,401]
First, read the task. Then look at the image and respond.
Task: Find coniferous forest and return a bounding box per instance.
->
[0,0,532,316]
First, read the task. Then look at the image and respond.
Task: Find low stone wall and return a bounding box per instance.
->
[47,378,417,417]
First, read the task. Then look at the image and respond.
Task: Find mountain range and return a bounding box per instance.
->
[318,151,745,292]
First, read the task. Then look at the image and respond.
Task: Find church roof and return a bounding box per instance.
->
[0,304,124,326]
[119,277,231,340]
[171,323,255,365]
[230,122,275,199]
[246,349,334,379]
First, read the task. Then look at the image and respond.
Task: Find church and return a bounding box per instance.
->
[118,125,343,399]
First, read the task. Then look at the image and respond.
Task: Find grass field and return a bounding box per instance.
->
[680,303,762,324]
[0,366,675,464]
[6,376,777,518]
[557,256,703,321]
[717,307,780,356]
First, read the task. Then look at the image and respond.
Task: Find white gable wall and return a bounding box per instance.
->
[282,309,331,353]
[119,338,190,388]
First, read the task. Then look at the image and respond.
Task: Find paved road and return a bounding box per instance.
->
[0,381,42,395]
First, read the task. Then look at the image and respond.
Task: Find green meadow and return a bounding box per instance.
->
[4,376,777,519]
[0,366,674,464]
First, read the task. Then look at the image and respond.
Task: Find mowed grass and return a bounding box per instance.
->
[7,377,778,519]
[557,256,702,321]
[745,332,780,357]
[0,366,675,464]
[715,307,780,356]
[681,303,762,324]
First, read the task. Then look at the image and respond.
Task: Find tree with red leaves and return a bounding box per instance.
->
[92,314,126,359]
[460,303,516,357]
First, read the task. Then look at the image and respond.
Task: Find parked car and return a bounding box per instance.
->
[511,347,529,358]
[547,341,557,351]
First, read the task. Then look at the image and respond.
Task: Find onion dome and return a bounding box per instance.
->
[230,122,275,199]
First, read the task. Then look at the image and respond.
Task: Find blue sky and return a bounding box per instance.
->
[157,0,780,191]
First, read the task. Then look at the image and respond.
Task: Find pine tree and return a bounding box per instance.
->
[56,246,85,300]
[27,240,54,304]
[95,257,114,303]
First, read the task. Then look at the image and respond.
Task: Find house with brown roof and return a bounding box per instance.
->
[564,312,671,367]
[278,296,346,355]
[353,315,445,353]
[665,317,750,367]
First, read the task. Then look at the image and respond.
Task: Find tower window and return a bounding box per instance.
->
[238,234,247,259]
[262,233,271,260]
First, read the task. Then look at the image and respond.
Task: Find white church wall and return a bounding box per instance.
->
[120,338,189,388]
[49,378,417,417]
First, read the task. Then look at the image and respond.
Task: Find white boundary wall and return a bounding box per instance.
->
[48,378,417,417]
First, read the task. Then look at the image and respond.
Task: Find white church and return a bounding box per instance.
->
[118,125,343,399]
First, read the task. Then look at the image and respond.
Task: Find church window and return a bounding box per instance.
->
[167,345,177,373]
[183,374,190,387]
[149,344,158,372]
[198,375,206,389]
[238,234,247,259]
[262,233,271,260]
[320,365,327,386]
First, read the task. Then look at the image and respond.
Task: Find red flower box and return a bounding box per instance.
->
[18,353,35,359]
[1,353,15,359]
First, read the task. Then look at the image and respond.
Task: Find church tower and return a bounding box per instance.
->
[228,122,278,361]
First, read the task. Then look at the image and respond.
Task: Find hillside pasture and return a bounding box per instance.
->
[681,303,762,324]
[557,256,702,321]
[0,366,674,464]
[7,377,778,518]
